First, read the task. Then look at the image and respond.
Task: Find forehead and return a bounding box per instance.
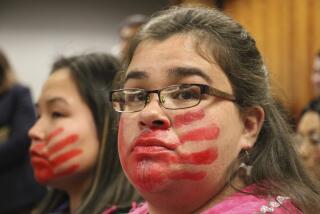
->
[126,34,232,90]
[298,111,320,133]
[38,68,80,105]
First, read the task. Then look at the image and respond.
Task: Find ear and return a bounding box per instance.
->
[239,106,265,150]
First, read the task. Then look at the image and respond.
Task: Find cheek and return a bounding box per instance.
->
[124,110,222,191]
[30,129,83,183]
[118,117,129,169]
[173,109,220,144]
[30,147,54,183]
[173,109,205,128]
[179,125,220,144]
[47,127,64,142]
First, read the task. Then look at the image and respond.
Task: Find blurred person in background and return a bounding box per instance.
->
[112,14,148,60]
[297,97,320,180]
[0,49,46,213]
[29,53,140,214]
[311,50,320,98]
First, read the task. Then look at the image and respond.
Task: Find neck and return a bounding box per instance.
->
[63,174,93,214]
[146,177,246,214]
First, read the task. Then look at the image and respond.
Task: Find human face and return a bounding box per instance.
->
[120,25,140,59]
[311,56,320,96]
[29,69,99,188]
[118,34,255,204]
[297,111,320,178]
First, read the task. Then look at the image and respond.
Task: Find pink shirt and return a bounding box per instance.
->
[129,184,302,214]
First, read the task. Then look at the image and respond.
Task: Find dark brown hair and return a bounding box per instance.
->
[121,6,320,213]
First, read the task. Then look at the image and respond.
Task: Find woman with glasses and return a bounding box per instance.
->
[109,6,320,214]
[29,53,140,213]
[297,97,320,180]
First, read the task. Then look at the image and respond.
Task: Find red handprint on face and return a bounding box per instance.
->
[30,128,83,183]
[120,109,221,192]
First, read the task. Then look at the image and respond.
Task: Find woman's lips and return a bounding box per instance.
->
[134,138,178,150]
[132,129,179,152]
[30,155,51,168]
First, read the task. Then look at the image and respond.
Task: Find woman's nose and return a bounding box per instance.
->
[28,120,46,143]
[138,95,171,129]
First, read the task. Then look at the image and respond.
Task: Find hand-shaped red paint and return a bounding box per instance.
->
[173,110,205,128]
[120,109,221,192]
[30,128,82,183]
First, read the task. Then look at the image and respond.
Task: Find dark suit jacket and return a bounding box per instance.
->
[0,84,45,212]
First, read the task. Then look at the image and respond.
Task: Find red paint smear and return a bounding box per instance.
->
[180,125,219,144]
[169,170,207,180]
[135,129,169,141]
[134,148,218,165]
[30,143,47,157]
[133,131,177,150]
[35,167,54,183]
[46,127,64,142]
[131,149,216,190]
[31,156,50,168]
[131,150,215,190]
[55,164,79,177]
[48,134,78,155]
[178,149,218,164]
[30,156,54,183]
[131,161,166,192]
[51,149,83,167]
[173,110,205,128]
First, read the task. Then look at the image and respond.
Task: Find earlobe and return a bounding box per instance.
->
[240,106,265,149]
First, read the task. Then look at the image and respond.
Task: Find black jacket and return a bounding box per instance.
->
[0,84,45,212]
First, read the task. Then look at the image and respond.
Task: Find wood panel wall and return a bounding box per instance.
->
[174,0,320,119]
[223,0,320,119]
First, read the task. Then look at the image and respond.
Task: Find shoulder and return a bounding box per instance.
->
[203,190,302,214]
[102,202,146,214]
[1,84,31,98]
[10,84,31,94]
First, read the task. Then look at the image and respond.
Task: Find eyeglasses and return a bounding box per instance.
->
[109,83,236,113]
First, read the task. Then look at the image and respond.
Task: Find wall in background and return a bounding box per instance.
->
[2,0,319,118]
[0,0,168,99]
[224,0,320,118]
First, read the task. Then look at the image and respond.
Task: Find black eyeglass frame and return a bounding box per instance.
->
[109,83,236,113]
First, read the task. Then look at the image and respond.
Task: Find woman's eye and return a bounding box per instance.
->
[310,133,320,145]
[127,93,145,102]
[174,90,197,100]
[51,112,64,118]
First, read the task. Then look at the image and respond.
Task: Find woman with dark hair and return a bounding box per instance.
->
[297,98,320,180]
[0,49,45,213]
[29,53,140,213]
[109,6,320,214]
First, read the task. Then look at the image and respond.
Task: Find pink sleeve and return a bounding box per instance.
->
[128,202,148,214]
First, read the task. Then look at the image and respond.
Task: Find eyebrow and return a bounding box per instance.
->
[125,67,213,84]
[125,71,149,83]
[34,97,68,115]
[45,97,69,107]
[168,67,212,84]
